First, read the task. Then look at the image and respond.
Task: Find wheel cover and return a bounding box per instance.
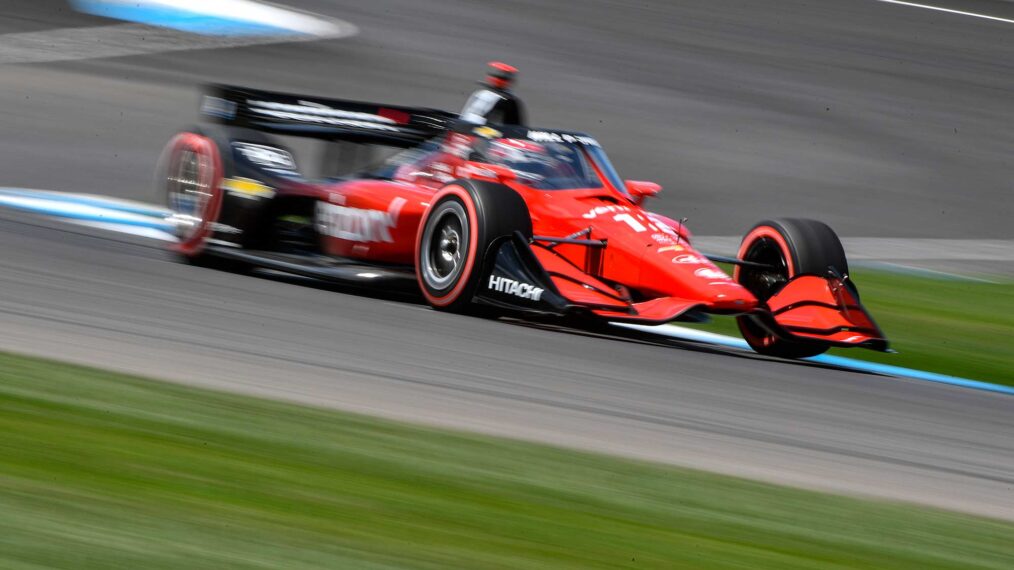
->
[420,200,470,291]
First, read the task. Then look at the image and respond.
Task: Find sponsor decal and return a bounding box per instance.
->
[527,130,600,146]
[581,204,631,220]
[201,96,237,119]
[316,197,406,243]
[657,245,685,254]
[694,267,730,281]
[222,177,275,199]
[650,232,676,244]
[473,125,502,139]
[444,132,472,158]
[249,100,400,131]
[487,275,544,301]
[646,213,680,236]
[671,254,705,264]
[615,213,648,232]
[430,162,455,183]
[233,143,297,173]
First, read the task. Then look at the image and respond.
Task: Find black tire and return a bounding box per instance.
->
[734,218,850,359]
[416,179,532,313]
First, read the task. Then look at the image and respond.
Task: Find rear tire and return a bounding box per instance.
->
[416,180,532,313]
[161,131,229,268]
[734,218,849,359]
[160,125,276,271]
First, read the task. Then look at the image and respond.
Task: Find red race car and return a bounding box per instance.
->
[160,63,887,359]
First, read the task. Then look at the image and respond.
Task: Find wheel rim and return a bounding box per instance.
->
[738,236,791,348]
[167,148,213,241]
[739,237,789,302]
[421,200,470,291]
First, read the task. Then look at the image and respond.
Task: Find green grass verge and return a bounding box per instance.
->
[682,268,1014,386]
[1,353,1012,569]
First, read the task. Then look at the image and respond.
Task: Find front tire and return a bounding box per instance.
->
[416,180,531,313]
[734,218,850,359]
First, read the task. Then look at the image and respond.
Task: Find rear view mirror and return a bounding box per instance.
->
[624,180,662,204]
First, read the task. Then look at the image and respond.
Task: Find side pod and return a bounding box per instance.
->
[473,232,571,314]
[764,273,889,351]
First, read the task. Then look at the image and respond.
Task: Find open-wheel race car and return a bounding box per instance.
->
[159,63,888,359]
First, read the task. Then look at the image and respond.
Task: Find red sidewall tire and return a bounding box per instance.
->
[415,185,481,309]
[415,180,532,313]
[734,226,796,283]
[165,132,224,258]
[734,219,842,359]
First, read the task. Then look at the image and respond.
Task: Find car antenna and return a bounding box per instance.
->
[676,217,688,246]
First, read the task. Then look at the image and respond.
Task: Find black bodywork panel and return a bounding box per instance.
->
[205,246,417,288]
[472,232,571,314]
[201,84,458,147]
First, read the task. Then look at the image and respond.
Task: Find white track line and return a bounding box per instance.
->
[874,0,1014,25]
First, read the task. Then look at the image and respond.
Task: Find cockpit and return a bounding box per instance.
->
[471,138,601,190]
[379,124,631,199]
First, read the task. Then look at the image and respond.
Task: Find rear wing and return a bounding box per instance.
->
[200,84,457,147]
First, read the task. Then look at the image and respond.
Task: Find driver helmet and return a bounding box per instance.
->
[483,61,518,91]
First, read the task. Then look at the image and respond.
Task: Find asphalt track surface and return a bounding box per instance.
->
[1,1,1013,520]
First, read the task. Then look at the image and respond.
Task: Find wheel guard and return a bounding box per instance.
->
[763,273,889,351]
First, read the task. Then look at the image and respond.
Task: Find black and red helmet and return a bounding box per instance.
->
[484,61,518,90]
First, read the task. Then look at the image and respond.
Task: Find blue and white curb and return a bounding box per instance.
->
[0,188,167,218]
[1,187,1008,397]
[0,188,175,241]
[4,1,357,65]
[70,0,355,37]
[615,322,1014,396]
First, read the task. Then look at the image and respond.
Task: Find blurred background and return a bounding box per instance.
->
[3,0,1014,242]
[1,1,1012,568]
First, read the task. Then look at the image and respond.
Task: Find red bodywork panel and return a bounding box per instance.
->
[766,275,884,347]
[315,180,432,264]
[310,170,757,321]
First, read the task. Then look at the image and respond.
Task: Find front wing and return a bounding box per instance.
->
[471,234,889,351]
